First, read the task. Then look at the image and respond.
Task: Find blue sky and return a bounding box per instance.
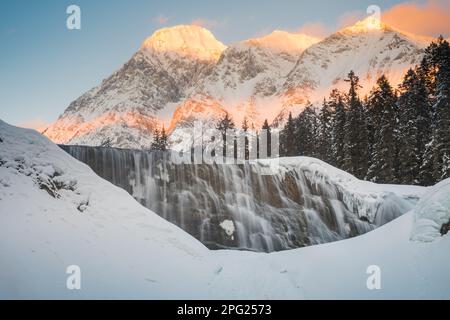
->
[0,0,443,127]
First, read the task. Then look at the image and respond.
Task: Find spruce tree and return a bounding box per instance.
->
[428,37,450,181]
[261,119,272,158]
[295,104,318,157]
[150,128,161,150]
[366,75,397,183]
[216,113,235,158]
[280,112,296,157]
[417,58,437,185]
[318,98,334,164]
[159,127,169,151]
[330,90,346,169]
[342,71,369,179]
[397,69,429,184]
[241,117,250,160]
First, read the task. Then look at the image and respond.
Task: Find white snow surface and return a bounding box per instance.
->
[1,121,449,299]
[411,178,450,242]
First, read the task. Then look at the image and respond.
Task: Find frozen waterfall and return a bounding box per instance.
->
[60,145,417,252]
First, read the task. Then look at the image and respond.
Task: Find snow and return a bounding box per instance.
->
[141,25,227,62]
[245,30,321,56]
[220,220,236,240]
[1,120,449,299]
[411,178,450,242]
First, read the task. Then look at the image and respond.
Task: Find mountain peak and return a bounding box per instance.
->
[245,30,320,54]
[341,15,387,34]
[141,25,227,61]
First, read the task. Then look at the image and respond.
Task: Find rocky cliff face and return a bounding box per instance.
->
[61,145,420,252]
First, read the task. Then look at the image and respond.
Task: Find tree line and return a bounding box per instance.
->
[280,37,450,186]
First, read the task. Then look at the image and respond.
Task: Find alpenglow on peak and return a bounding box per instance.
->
[245,30,321,54]
[342,15,387,33]
[140,25,227,61]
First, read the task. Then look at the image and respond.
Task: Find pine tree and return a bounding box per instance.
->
[318,98,334,164]
[330,90,346,169]
[150,127,169,151]
[366,75,397,183]
[159,127,169,151]
[241,117,250,160]
[100,137,112,148]
[261,119,271,158]
[280,112,296,157]
[150,128,161,150]
[428,37,450,182]
[216,113,235,158]
[295,104,318,157]
[397,69,429,184]
[417,57,437,185]
[342,71,369,179]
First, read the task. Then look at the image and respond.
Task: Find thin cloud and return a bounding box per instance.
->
[382,0,450,37]
[337,10,366,29]
[190,18,227,30]
[297,22,330,39]
[153,14,170,26]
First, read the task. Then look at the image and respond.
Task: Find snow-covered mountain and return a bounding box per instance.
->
[168,31,320,148]
[2,120,450,299]
[43,25,226,149]
[43,16,430,150]
[277,16,428,119]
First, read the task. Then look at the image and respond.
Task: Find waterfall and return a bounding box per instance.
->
[60,145,415,252]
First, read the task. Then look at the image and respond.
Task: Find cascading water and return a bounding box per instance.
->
[60,145,415,252]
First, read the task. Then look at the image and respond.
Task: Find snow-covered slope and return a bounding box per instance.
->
[277,16,426,119]
[411,178,450,242]
[1,121,450,299]
[0,120,209,299]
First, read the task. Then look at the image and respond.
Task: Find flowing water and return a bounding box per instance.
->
[61,145,414,252]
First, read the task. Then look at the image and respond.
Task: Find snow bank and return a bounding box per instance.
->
[410,178,450,242]
[0,120,209,299]
[1,120,449,299]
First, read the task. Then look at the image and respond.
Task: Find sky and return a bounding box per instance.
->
[0,0,449,129]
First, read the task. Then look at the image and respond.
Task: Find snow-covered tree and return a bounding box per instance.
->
[280,112,296,157]
[216,113,235,158]
[295,104,319,157]
[318,98,334,165]
[366,75,397,183]
[343,71,368,179]
[428,37,450,181]
[150,127,169,151]
[261,119,272,158]
[397,69,430,184]
[330,90,346,169]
